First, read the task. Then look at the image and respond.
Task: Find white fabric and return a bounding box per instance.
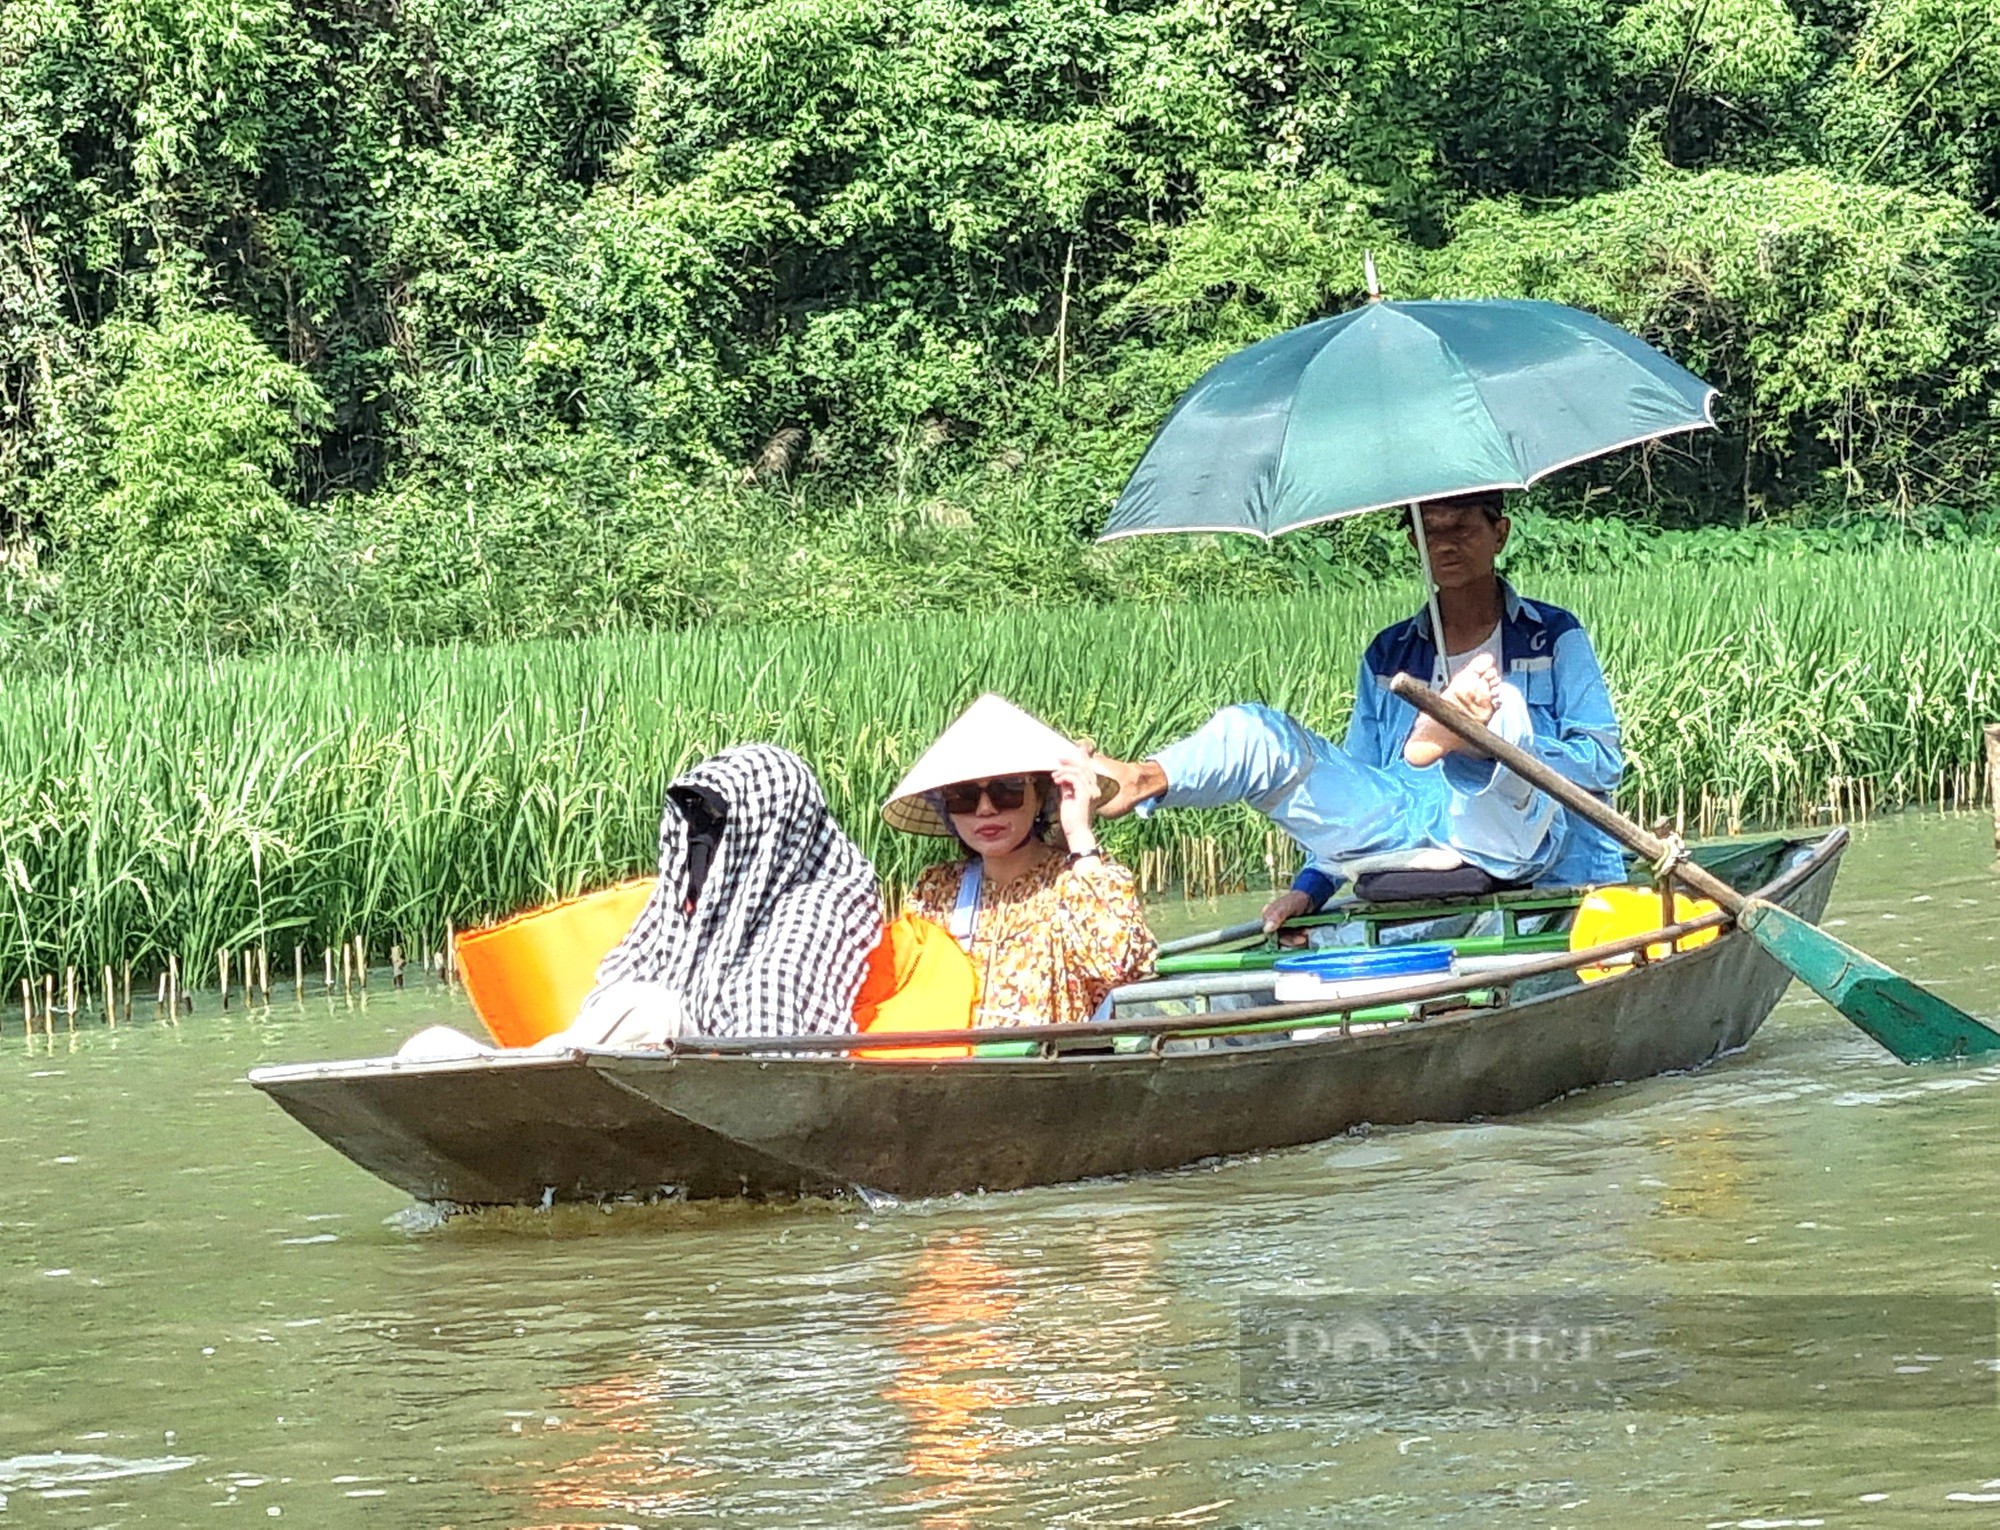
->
[393,993,686,1062]
[1437,621,1503,686]
[1439,681,1560,872]
[395,1025,496,1062]
[586,745,880,1039]
[882,693,1113,836]
[558,980,688,1048]
[1335,845,1468,877]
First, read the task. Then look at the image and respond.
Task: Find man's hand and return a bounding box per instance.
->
[1261,889,1312,934]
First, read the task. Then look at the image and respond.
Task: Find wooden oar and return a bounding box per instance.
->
[1388,672,2000,1065]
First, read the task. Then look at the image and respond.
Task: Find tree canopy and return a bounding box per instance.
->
[3,0,1997,655]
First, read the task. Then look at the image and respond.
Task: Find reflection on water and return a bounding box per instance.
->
[514,1223,1181,1529]
[3,811,2000,1525]
[884,1232,1029,1524]
[1647,1122,1757,1225]
[529,1370,711,1526]
[879,1223,1179,1528]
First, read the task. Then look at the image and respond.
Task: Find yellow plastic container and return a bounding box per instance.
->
[1570,884,1721,982]
[456,879,656,1048]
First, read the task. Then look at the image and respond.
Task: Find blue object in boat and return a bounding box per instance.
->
[1272,944,1454,980]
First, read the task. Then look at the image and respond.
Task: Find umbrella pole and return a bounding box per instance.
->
[1408,505,1450,686]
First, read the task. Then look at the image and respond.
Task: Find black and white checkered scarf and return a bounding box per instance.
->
[591,745,880,1037]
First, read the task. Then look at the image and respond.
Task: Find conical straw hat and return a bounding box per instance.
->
[882,693,1115,836]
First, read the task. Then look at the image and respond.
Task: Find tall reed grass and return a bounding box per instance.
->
[4,548,1997,996]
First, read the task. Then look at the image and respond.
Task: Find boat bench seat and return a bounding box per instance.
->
[1353,865,1531,903]
[1339,847,1529,905]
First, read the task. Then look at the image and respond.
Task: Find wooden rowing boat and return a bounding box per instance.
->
[248,829,1845,1205]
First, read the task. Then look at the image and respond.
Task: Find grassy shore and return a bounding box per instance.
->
[4,546,1997,1001]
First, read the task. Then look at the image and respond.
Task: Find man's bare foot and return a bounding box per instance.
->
[1404,655,1502,767]
[1087,749,1168,818]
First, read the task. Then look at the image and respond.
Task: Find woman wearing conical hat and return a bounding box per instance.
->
[883,695,1156,1030]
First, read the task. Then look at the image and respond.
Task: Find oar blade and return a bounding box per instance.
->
[1740,899,2000,1064]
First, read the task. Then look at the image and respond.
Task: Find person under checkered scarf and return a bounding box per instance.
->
[577,745,880,1040]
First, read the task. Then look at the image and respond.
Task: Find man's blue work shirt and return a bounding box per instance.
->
[1292,582,1626,907]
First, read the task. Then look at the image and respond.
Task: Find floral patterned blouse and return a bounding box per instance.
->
[903,852,1156,1029]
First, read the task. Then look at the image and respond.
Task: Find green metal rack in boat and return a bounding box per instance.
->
[1149,837,1792,980]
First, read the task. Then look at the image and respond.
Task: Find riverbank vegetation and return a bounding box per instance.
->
[5,547,1996,997]
[6,0,2000,661]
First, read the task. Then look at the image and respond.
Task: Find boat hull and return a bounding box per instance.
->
[251,832,1844,1204]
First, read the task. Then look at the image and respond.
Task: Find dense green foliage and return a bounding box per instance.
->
[5,547,1996,993]
[4,0,2000,657]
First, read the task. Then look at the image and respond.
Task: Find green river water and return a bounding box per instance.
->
[5,811,2000,1528]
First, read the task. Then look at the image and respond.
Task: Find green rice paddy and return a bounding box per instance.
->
[4,547,1997,1000]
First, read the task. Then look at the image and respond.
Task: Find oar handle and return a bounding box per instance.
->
[1387,673,1745,914]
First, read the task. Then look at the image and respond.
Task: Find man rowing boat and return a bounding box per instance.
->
[1089,492,1625,927]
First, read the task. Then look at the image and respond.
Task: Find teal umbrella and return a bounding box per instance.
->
[1099,298,1716,542]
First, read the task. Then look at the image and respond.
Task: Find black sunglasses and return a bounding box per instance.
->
[938,775,1031,815]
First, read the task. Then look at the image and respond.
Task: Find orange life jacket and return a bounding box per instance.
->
[456,878,657,1048]
[852,914,979,1059]
[457,882,977,1054]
